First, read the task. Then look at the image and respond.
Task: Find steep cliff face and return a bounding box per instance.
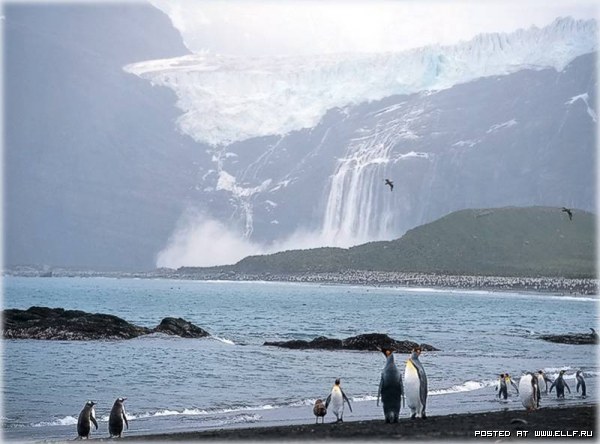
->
[4,3,205,270]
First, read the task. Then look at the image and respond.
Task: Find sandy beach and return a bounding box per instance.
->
[119,405,596,441]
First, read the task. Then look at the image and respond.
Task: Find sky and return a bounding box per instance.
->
[149,0,599,56]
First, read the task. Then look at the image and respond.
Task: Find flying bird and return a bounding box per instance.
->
[384,179,394,191]
[562,207,573,220]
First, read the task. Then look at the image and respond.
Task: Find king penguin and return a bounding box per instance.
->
[518,373,539,410]
[496,374,508,400]
[77,401,98,439]
[108,397,129,438]
[549,370,571,399]
[576,370,587,398]
[325,379,352,422]
[535,370,553,395]
[377,347,403,423]
[404,347,428,419]
[504,373,519,394]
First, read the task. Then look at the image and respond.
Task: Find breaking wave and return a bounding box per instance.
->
[429,379,497,396]
[212,335,236,345]
[31,416,78,427]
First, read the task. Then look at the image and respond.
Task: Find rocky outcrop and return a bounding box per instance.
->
[537,332,598,345]
[2,307,210,340]
[154,317,210,338]
[264,333,438,352]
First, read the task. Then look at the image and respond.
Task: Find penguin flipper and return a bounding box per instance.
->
[412,359,428,409]
[419,377,428,413]
[401,374,405,408]
[577,381,581,393]
[565,381,571,394]
[123,413,129,430]
[91,416,98,430]
[325,394,332,409]
[342,390,353,412]
[549,381,556,393]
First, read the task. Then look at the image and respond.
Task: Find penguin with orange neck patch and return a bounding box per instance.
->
[325,378,352,422]
[377,347,404,423]
[404,347,428,419]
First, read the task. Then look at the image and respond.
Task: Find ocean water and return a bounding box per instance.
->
[2,277,598,441]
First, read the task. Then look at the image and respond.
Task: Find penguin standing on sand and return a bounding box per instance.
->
[535,370,553,395]
[313,399,327,424]
[576,371,587,398]
[550,370,571,399]
[404,347,428,419]
[518,373,539,411]
[77,401,98,439]
[496,374,508,400]
[377,348,403,423]
[325,379,352,422]
[108,397,129,438]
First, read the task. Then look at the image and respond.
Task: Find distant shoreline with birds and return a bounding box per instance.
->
[119,405,595,441]
[4,267,597,296]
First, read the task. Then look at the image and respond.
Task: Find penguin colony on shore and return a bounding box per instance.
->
[312,347,587,424]
[75,355,587,437]
[506,369,586,412]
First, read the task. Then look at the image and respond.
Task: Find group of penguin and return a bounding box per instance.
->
[75,351,588,437]
[76,397,128,439]
[313,347,589,425]
[314,347,427,424]
[513,369,587,411]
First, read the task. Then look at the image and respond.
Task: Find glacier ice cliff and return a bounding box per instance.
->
[125,17,597,146]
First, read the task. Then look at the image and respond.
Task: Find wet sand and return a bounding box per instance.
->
[122,405,596,441]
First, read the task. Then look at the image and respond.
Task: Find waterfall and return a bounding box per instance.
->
[321,114,418,247]
[321,104,430,247]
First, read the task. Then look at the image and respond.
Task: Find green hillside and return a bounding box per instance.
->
[224,207,596,278]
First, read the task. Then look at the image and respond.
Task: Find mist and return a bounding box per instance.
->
[156,211,340,269]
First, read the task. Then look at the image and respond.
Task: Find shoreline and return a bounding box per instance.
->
[119,405,596,441]
[3,269,598,295]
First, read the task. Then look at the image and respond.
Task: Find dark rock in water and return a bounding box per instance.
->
[537,333,598,345]
[2,306,210,340]
[264,336,344,350]
[154,317,210,338]
[313,336,344,349]
[264,333,438,352]
[2,306,150,340]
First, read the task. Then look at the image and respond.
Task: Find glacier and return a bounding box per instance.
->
[124,17,597,147]
[124,15,597,267]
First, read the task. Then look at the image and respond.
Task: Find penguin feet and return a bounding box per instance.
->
[410,414,417,420]
[421,413,428,420]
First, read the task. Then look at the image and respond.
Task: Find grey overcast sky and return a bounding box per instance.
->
[149,0,599,56]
